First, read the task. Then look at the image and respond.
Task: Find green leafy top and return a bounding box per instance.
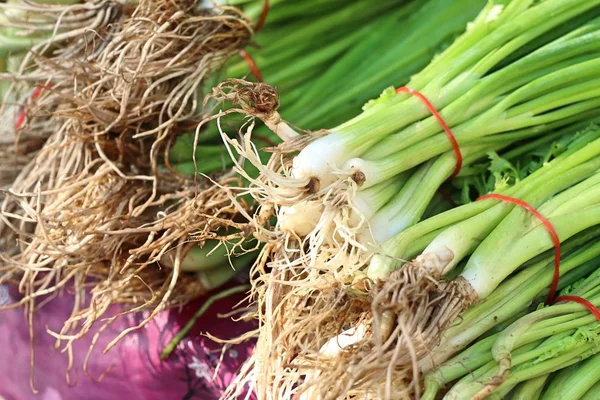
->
[453,124,600,205]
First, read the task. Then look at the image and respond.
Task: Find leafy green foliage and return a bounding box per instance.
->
[453,124,600,204]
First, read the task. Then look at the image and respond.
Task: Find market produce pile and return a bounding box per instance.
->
[3,0,600,400]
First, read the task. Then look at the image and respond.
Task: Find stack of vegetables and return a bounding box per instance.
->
[0,0,491,393]
[157,0,492,356]
[0,0,255,364]
[216,0,600,398]
[170,0,487,178]
[7,0,600,399]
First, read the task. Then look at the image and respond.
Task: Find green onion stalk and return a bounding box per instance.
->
[225,1,600,397]
[541,354,600,400]
[168,0,489,271]
[512,375,550,400]
[421,228,600,399]
[248,0,600,243]
[171,0,488,170]
[424,265,600,400]
[580,380,600,400]
[541,351,600,400]
[284,123,600,399]
[175,0,407,164]
[221,0,488,129]
[223,0,404,102]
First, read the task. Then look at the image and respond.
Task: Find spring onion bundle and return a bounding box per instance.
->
[421,229,600,398]
[282,122,600,399]
[538,352,600,399]
[229,0,488,129]
[219,0,600,398]
[0,0,255,360]
[0,0,117,191]
[0,0,488,361]
[169,0,488,183]
[7,1,600,398]
[423,261,600,399]
[162,0,492,294]
[266,0,600,243]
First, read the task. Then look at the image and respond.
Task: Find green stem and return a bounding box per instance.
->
[422,233,600,370]
[463,175,600,298]
[580,379,600,400]
[159,284,251,360]
[511,375,549,400]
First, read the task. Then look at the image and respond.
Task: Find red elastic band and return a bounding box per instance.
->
[15,84,53,130]
[554,295,600,322]
[239,49,263,82]
[30,85,45,100]
[396,86,462,179]
[476,193,561,305]
[15,110,26,131]
[254,0,269,32]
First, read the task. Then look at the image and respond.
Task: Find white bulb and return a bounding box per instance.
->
[291,133,348,186]
[278,202,324,237]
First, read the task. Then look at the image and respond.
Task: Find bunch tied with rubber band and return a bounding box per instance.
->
[216,0,600,398]
[0,0,484,380]
[0,0,257,360]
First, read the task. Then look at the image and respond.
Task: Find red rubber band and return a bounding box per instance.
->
[15,84,53,130]
[30,85,45,100]
[254,0,269,32]
[239,49,263,82]
[554,295,600,322]
[476,193,561,305]
[396,86,462,179]
[15,110,26,131]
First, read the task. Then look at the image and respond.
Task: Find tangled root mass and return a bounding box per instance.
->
[0,0,255,358]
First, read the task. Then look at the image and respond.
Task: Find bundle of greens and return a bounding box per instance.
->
[529,352,600,400]
[170,0,488,183]
[225,0,488,129]
[0,0,488,363]
[218,0,600,397]
[277,121,600,399]
[0,0,119,190]
[423,259,600,399]
[0,0,254,354]
[167,0,489,270]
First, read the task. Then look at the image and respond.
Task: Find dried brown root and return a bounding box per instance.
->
[204,85,380,380]
[208,98,399,399]
[221,235,374,399]
[206,79,332,204]
[234,262,479,400]
[0,0,257,366]
[0,0,123,192]
[207,78,301,142]
[215,118,439,398]
[330,266,477,400]
[0,0,125,107]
